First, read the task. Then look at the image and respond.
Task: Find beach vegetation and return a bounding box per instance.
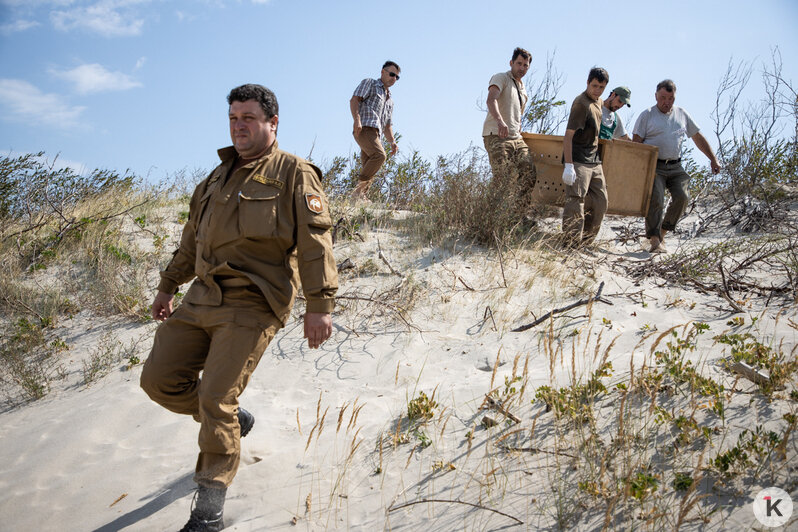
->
[1,49,797,531]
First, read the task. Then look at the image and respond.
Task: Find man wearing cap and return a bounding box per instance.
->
[482,47,537,225]
[350,60,400,201]
[599,86,631,140]
[140,84,338,531]
[633,79,720,253]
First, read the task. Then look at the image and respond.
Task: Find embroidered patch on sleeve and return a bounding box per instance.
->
[252,174,285,189]
[305,193,324,214]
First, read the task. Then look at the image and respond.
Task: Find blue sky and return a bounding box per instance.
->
[1,0,796,180]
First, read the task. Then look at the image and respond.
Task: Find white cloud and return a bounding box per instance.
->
[50,1,146,37]
[0,19,40,35]
[0,1,75,7]
[134,56,146,70]
[51,63,142,94]
[0,79,86,128]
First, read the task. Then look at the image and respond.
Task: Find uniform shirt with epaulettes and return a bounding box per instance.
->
[158,140,338,325]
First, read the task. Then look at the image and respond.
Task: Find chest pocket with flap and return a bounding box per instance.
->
[237,187,279,239]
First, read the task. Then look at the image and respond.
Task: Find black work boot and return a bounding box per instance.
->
[238,407,255,438]
[179,485,226,532]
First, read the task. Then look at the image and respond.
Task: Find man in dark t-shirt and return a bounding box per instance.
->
[561,67,609,247]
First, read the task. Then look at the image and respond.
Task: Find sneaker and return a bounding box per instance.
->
[648,237,661,253]
[650,241,667,254]
[238,407,255,438]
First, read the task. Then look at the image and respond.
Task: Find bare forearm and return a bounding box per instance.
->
[349,97,361,122]
[487,96,504,124]
[487,86,509,138]
[563,130,575,164]
[692,133,717,162]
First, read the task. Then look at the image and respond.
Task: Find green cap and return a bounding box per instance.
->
[612,86,631,107]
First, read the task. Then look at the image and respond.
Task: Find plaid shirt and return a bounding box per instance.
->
[353,78,393,133]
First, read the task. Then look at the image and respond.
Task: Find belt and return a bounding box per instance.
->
[657,158,681,165]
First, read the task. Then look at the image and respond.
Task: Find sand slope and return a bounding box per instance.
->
[1,210,796,531]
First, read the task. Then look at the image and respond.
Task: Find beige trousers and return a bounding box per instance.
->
[140,287,281,487]
[562,162,608,245]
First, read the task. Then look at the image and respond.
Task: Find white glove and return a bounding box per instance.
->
[562,163,576,186]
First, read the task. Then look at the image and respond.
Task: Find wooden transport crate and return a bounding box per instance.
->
[522,132,659,216]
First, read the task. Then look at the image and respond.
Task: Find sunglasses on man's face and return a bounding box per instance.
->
[388,72,400,80]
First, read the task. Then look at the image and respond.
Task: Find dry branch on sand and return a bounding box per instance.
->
[512,281,612,332]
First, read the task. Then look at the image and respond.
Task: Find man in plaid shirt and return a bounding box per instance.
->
[349,60,400,200]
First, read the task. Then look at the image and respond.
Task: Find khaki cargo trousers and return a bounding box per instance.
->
[562,162,608,246]
[140,287,282,488]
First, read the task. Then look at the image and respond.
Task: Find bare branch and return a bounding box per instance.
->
[512,281,611,332]
[388,498,523,525]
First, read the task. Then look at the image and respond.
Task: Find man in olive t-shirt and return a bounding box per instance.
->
[482,47,537,226]
[561,67,609,246]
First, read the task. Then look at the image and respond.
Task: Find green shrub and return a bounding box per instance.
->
[0,318,68,403]
[407,391,437,422]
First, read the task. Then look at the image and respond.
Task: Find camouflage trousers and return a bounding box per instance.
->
[483,135,537,219]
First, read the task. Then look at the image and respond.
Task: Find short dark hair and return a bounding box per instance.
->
[382,60,401,72]
[656,79,677,93]
[512,47,531,62]
[588,67,609,84]
[227,84,278,119]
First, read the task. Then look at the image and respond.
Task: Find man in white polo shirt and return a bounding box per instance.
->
[633,79,720,253]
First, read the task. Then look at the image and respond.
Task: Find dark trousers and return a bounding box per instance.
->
[646,161,691,239]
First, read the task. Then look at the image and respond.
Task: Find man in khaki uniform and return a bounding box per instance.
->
[140,84,338,532]
[482,47,537,226]
[561,67,609,247]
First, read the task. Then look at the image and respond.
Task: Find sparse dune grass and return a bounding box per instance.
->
[293,139,797,528]
[0,153,189,406]
[289,294,795,529]
[2,56,797,529]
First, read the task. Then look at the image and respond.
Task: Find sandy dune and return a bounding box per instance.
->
[1,207,795,531]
